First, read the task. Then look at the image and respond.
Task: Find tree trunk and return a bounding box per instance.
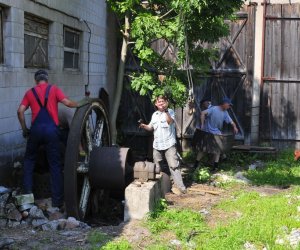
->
[110,14,130,145]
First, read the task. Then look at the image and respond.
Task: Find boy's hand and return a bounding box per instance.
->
[162,101,169,111]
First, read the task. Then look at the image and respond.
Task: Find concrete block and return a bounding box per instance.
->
[48,34,63,47]
[0,87,19,103]
[49,22,63,35]
[0,101,18,119]
[48,45,63,59]
[124,177,163,221]
[3,22,24,38]
[15,194,34,206]
[5,53,24,68]
[4,36,24,53]
[6,7,24,24]
[0,117,20,135]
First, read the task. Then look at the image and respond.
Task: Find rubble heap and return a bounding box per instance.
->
[0,186,90,231]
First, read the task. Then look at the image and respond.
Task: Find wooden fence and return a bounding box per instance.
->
[119,3,300,152]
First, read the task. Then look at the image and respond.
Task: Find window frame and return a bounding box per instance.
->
[24,14,49,68]
[63,27,81,70]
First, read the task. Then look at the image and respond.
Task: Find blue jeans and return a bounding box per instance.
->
[24,120,63,207]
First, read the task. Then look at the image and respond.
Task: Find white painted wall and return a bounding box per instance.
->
[0,0,108,167]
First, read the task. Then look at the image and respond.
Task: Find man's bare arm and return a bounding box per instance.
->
[17,105,28,134]
[61,98,78,108]
[231,121,238,134]
[200,110,208,129]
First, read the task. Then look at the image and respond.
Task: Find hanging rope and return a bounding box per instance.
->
[184,26,196,115]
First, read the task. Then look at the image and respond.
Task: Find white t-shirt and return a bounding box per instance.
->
[149,109,176,150]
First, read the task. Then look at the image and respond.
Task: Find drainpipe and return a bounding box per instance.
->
[83,20,91,97]
[250,0,266,145]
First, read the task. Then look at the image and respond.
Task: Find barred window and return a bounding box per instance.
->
[64,27,80,69]
[24,14,49,68]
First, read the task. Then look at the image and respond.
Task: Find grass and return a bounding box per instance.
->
[196,189,300,249]
[84,149,300,249]
[186,149,300,187]
[143,149,300,249]
[145,189,300,250]
[101,239,132,250]
[245,150,300,187]
[87,230,131,250]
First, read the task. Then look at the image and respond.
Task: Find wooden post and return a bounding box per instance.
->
[251,0,264,145]
[110,14,130,144]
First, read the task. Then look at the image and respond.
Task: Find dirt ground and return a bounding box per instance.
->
[0,179,287,250]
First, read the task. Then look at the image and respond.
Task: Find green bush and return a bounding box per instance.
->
[193,167,211,183]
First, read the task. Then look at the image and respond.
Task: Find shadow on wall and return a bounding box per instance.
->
[260,82,299,150]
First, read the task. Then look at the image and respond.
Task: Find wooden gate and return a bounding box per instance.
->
[176,5,255,147]
[119,5,256,152]
[261,3,300,144]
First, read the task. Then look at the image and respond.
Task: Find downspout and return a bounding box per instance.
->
[82,20,92,97]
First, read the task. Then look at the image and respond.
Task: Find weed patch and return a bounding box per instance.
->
[192,167,211,183]
[245,150,300,187]
[147,208,205,239]
[146,189,300,249]
[101,239,132,250]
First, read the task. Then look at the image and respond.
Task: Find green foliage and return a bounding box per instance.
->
[147,208,206,242]
[143,149,300,249]
[145,188,300,249]
[181,150,196,163]
[245,150,300,187]
[131,73,187,106]
[195,190,300,249]
[88,231,111,245]
[101,239,132,250]
[107,0,244,107]
[87,230,131,250]
[193,167,211,183]
[87,230,112,250]
[148,198,168,219]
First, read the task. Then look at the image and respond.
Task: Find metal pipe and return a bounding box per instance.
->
[83,20,91,96]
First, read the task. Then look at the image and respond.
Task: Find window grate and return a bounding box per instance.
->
[24,14,49,68]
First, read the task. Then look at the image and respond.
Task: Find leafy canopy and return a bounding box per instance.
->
[107,0,244,106]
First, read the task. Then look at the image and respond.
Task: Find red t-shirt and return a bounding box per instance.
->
[21,83,66,125]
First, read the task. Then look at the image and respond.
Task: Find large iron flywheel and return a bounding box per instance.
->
[64,99,112,220]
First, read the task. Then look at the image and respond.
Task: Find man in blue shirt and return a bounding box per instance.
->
[194,97,238,170]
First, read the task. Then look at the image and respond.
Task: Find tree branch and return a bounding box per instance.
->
[159,8,174,19]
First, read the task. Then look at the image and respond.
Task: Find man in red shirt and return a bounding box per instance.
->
[17,70,78,208]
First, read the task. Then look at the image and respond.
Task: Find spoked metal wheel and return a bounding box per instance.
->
[64,99,111,220]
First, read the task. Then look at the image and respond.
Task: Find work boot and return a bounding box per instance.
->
[193,160,200,169]
[171,187,187,195]
[212,162,219,171]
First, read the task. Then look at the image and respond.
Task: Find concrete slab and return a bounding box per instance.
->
[124,177,163,222]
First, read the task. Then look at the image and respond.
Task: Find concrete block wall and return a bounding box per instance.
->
[0,0,109,168]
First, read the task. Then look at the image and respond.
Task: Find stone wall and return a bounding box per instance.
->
[0,0,112,172]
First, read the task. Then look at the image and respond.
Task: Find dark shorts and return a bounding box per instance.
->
[192,129,234,154]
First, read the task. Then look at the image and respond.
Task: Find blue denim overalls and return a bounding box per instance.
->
[23,85,63,207]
